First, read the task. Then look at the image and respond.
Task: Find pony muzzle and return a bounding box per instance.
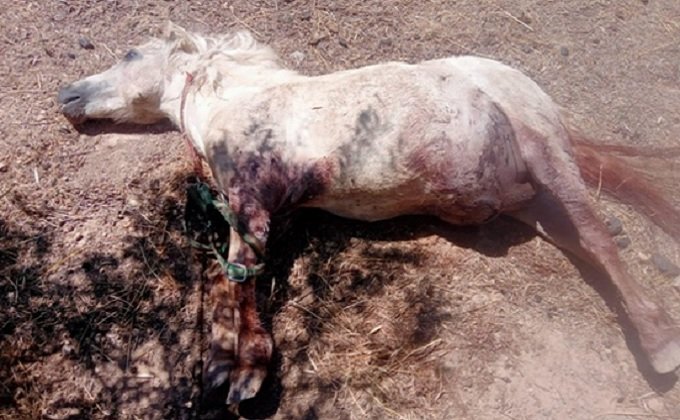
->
[57,81,101,123]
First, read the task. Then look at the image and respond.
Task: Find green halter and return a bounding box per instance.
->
[188,182,265,283]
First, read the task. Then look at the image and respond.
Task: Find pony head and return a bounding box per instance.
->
[57,22,205,124]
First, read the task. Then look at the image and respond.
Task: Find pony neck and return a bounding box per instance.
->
[161,59,303,158]
[159,64,192,128]
[159,61,209,158]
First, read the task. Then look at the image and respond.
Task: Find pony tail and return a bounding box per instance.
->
[570,128,680,241]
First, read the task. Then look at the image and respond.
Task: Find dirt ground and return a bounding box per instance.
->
[1,0,680,419]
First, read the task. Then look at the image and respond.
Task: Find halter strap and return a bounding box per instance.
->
[179,72,207,180]
[179,72,194,134]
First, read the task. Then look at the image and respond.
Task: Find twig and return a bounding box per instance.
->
[308,354,319,372]
[228,6,263,37]
[369,390,404,419]
[99,42,118,60]
[289,300,323,320]
[398,338,442,364]
[501,10,534,32]
[347,388,367,417]
[594,413,673,419]
[595,163,604,200]
[0,186,13,200]
[0,89,45,95]
[125,329,133,372]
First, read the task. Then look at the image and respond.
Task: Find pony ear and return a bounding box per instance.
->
[163,21,200,54]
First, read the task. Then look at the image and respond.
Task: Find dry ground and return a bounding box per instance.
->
[1,1,680,419]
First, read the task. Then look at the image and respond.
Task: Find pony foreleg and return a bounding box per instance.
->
[226,268,272,404]
[203,223,272,404]
[204,261,239,392]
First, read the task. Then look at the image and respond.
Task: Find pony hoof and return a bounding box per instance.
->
[226,365,268,404]
[203,360,233,393]
[648,334,680,374]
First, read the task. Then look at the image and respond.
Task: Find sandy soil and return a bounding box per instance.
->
[1,1,679,419]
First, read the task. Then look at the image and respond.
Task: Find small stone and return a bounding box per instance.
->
[0,161,7,172]
[651,253,680,277]
[672,276,680,289]
[67,52,76,59]
[605,215,623,236]
[62,340,76,357]
[78,37,94,50]
[289,50,305,65]
[644,396,666,412]
[560,46,569,57]
[615,236,631,249]
[378,38,393,48]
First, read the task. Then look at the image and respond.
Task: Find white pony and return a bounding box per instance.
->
[58,23,680,403]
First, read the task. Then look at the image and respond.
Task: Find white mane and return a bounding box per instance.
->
[165,29,290,93]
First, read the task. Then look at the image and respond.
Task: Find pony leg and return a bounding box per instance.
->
[204,226,273,404]
[509,137,680,373]
[204,262,239,391]
[226,260,272,404]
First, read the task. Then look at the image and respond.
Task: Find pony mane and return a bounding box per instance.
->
[165,29,287,92]
[165,30,282,71]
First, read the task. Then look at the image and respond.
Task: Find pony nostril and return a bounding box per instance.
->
[57,87,81,105]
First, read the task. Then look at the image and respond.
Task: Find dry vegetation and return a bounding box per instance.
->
[1,1,680,419]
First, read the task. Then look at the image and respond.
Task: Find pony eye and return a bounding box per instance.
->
[123,49,141,61]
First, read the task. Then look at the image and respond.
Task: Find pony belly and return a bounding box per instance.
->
[433,182,536,225]
[304,178,432,222]
[303,194,412,222]
[306,177,534,224]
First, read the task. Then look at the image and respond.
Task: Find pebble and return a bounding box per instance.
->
[61,340,76,357]
[651,253,680,277]
[289,50,305,65]
[67,52,76,59]
[615,236,631,249]
[560,46,570,57]
[644,396,666,412]
[672,276,680,289]
[605,215,623,236]
[78,37,94,50]
[0,161,7,172]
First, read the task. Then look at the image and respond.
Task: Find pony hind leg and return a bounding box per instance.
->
[508,142,680,374]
